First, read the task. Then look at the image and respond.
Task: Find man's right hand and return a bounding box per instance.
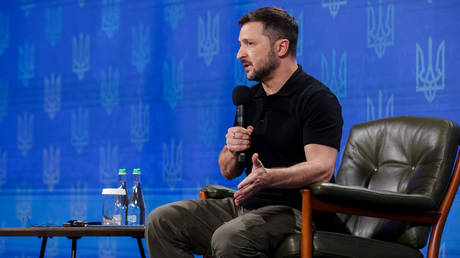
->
[225,125,254,154]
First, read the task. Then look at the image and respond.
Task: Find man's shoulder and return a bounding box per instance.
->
[296,72,333,99]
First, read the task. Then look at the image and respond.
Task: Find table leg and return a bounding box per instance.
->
[39,236,47,258]
[71,238,78,258]
[136,237,146,258]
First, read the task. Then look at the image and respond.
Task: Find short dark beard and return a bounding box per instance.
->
[247,48,279,82]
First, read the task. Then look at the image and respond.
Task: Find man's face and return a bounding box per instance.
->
[237,22,279,82]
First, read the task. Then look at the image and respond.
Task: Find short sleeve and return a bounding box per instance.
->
[301,89,343,150]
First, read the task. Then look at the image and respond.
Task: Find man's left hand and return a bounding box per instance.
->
[234,153,271,206]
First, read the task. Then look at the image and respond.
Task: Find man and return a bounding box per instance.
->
[145,6,343,257]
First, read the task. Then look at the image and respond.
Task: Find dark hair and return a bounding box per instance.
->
[238,7,298,57]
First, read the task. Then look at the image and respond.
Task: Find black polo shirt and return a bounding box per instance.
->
[239,66,343,210]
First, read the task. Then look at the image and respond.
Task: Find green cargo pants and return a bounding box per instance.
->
[145,197,302,258]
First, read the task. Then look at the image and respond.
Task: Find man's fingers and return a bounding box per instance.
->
[252,153,263,169]
[227,126,254,139]
[247,125,254,134]
[226,140,251,153]
[226,127,252,153]
[252,153,258,165]
[234,182,259,206]
[226,138,250,146]
[227,132,250,140]
[237,173,252,190]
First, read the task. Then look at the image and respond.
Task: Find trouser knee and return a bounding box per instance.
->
[211,225,236,256]
[146,204,177,236]
[211,223,256,257]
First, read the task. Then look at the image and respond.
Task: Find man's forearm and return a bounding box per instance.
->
[218,146,244,180]
[234,154,335,206]
[266,161,334,189]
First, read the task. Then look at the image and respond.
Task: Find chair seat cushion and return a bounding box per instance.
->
[274,232,423,258]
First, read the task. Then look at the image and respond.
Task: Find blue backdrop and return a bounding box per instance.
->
[0,0,459,257]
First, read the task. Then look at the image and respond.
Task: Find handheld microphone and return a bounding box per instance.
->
[232,85,251,163]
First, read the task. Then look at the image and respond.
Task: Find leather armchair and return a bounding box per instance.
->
[200,116,460,258]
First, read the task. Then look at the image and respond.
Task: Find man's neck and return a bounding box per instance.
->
[261,59,298,96]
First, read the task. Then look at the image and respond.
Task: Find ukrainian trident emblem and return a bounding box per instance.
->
[101,0,120,38]
[416,36,445,103]
[367,0,394,58]
[43,144,60,192]
[198,11,219,66]
[72,33,91,80]
[99,142,118,187]
[130,101,150,152]
[321,48,347,99]
[197,98,218,147]
[162,138,183,190]
[163,58,184,109]
[322,0,347,18]
[16,188,33,226]
[45,6,62,47]
[100,66,119,115]
[164,0,184,29]
[44,73,61,120]
[131,24,151,74]
[17,112,34,156]
[98,238,117,258]
[70,182,88,220]
[71,106,89,154]
[367,90,394,121]
[18,41,35,87]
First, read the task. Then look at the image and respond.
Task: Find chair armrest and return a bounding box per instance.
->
[309,182,436,210]
[200,185,236,199]
[305,183,440,225]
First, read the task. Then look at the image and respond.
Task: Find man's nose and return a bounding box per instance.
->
[236,46,245,60]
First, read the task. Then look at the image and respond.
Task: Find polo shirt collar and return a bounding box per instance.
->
[252,65,304,98]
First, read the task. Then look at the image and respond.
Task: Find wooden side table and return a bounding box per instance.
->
[0,226,146,258]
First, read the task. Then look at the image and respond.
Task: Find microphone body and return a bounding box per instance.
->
[232,85,251,163]
[235,105,245,162]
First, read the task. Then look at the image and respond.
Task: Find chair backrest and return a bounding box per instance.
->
[336,116,460,248]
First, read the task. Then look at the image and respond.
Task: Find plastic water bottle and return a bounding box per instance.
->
[127,168,146,225]
[113,168,128,225]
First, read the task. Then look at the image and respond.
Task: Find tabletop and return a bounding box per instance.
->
[0,226,145,238]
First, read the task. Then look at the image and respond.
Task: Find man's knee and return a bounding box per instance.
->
[211,224,237,255]
[211,222,256,256]
[146,201,187,236]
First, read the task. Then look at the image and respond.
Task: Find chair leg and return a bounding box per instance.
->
[301,190,313,258]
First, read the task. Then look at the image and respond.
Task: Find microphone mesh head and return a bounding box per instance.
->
[232,85,251,105]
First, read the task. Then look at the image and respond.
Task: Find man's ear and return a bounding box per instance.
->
[275,39,290,57]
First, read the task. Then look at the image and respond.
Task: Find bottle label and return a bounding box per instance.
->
[128,215,137,224]
[113,214,122,225]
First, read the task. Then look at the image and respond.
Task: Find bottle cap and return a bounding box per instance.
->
[133,168,141,174]
[118,168,127,175]
[102,188,127,195]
